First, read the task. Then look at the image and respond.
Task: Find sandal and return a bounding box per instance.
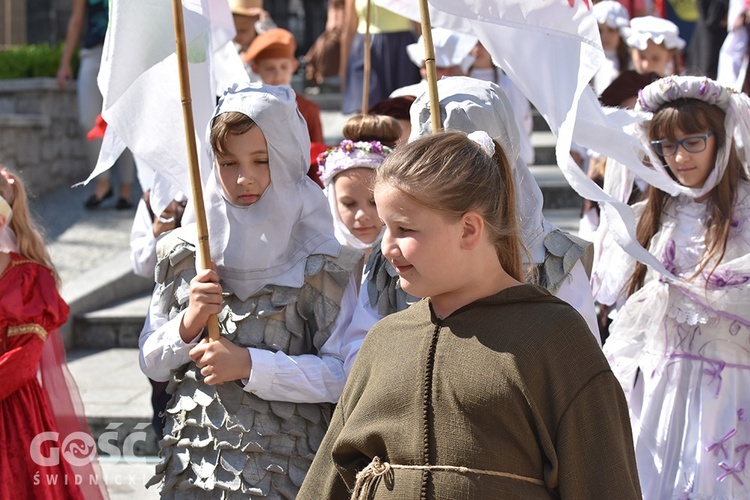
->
[84,188,113,209]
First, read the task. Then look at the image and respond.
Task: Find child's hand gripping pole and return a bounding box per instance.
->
[171,0,219,341]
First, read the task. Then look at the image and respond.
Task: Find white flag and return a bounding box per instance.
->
[376,0,678,279]
[87,0,248,215]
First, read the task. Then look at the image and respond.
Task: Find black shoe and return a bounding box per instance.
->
[115,198,134,210]
[84,188,113,209]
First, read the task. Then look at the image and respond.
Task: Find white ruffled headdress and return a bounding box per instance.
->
[626,16,685,51]
[593,0,630,37]
[204,82,341,300]
[317,140,391,250]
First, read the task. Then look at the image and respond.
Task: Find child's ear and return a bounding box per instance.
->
[292,59,300,72]
[250,61,260,73]
[460,211,484,250]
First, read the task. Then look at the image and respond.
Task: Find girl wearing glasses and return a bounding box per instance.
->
[595,76,750,498]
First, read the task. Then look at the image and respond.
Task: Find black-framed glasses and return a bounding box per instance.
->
[650,131,714,157]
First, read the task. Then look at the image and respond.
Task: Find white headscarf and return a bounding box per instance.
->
[410,76,552,263]
[317,140,391,250]
[634,75,750,199]
[205,82,341,300]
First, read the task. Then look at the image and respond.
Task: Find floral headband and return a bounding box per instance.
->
[317,140,392,187]
[636,75,732,114]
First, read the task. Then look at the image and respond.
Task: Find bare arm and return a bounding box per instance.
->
[56,0,86,89]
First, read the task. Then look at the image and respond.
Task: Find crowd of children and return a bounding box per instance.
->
[7,0,750,498]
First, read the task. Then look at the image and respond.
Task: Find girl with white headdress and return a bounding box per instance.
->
[594,75,750,498]
[592,0,632,96]
[139,82,364,497]
[627,15,686,78]
[317,139,392,263]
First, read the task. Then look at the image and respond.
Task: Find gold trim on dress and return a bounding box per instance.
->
[7,323,48,342]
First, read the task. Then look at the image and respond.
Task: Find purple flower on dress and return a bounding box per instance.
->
[662,240,677,275]
[705,269,750,289]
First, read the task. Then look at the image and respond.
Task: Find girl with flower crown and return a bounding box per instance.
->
[299,130,641,499]
[317,139,392,263]
[593,75,750,498]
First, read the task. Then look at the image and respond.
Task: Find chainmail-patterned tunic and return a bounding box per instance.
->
[146,230,362,499]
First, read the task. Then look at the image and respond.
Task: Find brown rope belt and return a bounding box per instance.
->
[351,456,545,500]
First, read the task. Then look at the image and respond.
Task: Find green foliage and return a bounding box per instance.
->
[0,43,77,80]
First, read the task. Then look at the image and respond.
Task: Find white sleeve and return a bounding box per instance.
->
[342,279,384,376]
[130,199,157,279]
[139,284,201,382]
[553,261,601,346]
[241,273,361,404]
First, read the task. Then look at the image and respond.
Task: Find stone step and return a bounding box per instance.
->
[74,293,152,349]
[531,131,557,166]
[66,347,160,457]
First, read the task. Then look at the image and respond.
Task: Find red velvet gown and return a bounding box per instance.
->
[0,253,84,499]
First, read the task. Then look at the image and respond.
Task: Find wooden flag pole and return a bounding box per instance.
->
[417,0,442,132]
[361,0,373,114]
[171,0,220,341]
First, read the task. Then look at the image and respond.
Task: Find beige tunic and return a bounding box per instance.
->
[299,284,641,499]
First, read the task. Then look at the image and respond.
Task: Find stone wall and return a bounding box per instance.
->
[0,78,90,197]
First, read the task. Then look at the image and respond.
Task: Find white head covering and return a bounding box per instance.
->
[626,16,685,51]
[406,28,478,73]
[593,0,630,37]
[634,75,750,199]
[205,82,341,300]
[410,76,551,263]
[317,140,392,250]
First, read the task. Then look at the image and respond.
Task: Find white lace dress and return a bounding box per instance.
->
[599,181,750,499]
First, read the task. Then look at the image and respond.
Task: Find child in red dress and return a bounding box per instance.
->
[0,167,107,499]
